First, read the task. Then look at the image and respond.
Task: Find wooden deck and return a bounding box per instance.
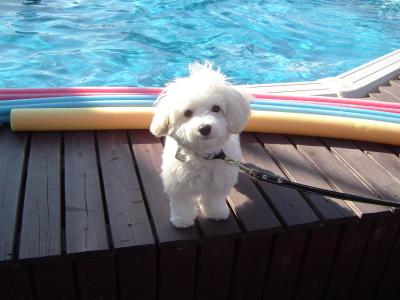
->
[1,77,400,300]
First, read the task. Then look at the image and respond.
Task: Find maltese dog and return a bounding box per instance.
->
[150,62,251,228]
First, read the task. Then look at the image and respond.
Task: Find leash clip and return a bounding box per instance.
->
[261,173,284,184]
[224,157,259,180]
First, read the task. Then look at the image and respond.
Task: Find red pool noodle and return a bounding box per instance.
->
[0,86,396,108]
[1,95,400,114]
[0,87,164,95]
[274,101,400,114]
[1,94,399,113]
[0,93,159,100]
[252,93,400,109]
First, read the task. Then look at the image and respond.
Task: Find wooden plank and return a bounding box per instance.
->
[316,139,400,298]
[291,135,391,219]
[379,86,400,101]
[118,249,156,300]
[178,165,242,295]
[64,132,115,299]
[129,130,199,300]
[253,135,346,298]
[369,92,400,103]
[230,236,272,300]
[97,130,154,249]
[390,79,400,88]
[294,226,341,300]
[257,136,383,299]
[263,230,308,300]
[196,196,241,240]
[129,130,200,245]
[357,141,400,184]
[351,217,400,299]
[323,221,373,299]
[97,130,156,299]
[241,133,320,229]
[0,267,33,300]
[324,138,400,212]
[227,173,282,236]
[64,131,109,254]
[196,240,236,300]
[33,262,76,300]
[0,127,28,264]
[376,229,400,299]
[256,133,357,224]
[195,133,283,300]
[19,132,62,260]
[225,141,282,300]
[290,135,396,299]
[195,210,240,300]
[226,134,282,300]
[76,255,117,300]
[159,245,197,300]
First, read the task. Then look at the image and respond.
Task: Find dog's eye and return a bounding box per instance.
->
[212,105,220,113]
[184,109,193,118]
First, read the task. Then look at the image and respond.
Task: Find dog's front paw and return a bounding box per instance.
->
[170,216,195,228]
[201,203,230,221]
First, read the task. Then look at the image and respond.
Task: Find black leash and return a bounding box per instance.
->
[216,152,400,208]
[171,135,400,208]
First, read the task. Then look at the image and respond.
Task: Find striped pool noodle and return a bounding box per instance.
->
[3,103,400,125]
[2,97,400,120]
[1,94,400,114]
[250,104,400,124]
[262,100,400,114]
[0,100,153,116]
[1,87,400,110]
[0,95,157,106]
[1,97,400,119]
[250,101,400,119]
[0,93,160,101]
[252,93,400,109]
[0,87,164,94]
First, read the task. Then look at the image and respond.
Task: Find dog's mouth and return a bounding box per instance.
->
[201,135,220,142]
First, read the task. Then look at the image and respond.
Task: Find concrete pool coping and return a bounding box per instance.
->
[243,49,400,98]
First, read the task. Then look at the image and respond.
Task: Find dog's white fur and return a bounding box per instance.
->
[150,62,251,228]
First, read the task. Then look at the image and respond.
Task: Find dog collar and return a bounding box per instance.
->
[168,129,226,162]
[175,147,226,162]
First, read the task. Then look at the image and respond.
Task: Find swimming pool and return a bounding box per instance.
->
[1,0,399,88]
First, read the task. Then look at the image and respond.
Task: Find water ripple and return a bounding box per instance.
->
[0,0,399,87]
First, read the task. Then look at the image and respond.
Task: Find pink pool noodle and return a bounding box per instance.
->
[275,100,400,114]
[1,93,399,113]
[0,87,164,95]
[0,86,394,108]
[1,87,400,113]
[1,95,400,114]
[1,92,399,113]
[0,93,159,100]
[252,93,400,109]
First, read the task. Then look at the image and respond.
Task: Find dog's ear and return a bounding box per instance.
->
[223,87,251,134]
[150,107,170,137]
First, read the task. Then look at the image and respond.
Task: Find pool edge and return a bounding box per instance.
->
[243,49,400,98]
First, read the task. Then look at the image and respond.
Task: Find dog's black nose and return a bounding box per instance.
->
[199,124,211,136]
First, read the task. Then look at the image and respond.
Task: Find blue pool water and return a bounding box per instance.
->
[1,0,399,88]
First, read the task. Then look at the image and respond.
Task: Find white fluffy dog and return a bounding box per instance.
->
[150,63,251,228]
